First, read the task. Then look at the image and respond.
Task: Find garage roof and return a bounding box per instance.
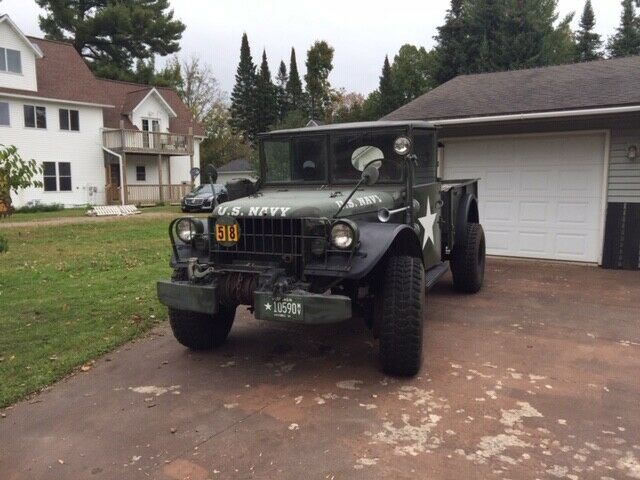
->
[384,55,640,122]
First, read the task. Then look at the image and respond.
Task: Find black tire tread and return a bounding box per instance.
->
[169,305,235,350]
[379,255,425,376]
[451,223,485,294]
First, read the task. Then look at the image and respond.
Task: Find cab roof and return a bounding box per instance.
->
[261,120,437,137]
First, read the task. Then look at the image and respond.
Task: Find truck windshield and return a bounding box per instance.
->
[263,136,327,183]
[331,131,404,183]
[261,130,405,185]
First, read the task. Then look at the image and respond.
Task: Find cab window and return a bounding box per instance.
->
[263,136,327,183]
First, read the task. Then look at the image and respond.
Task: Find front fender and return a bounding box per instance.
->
[345,222,422,279]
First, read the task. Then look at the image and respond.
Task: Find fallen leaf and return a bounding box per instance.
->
[80,365,92,372]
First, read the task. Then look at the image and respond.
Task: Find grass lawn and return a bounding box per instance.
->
[0,204,182,223]
[0,216,177,407]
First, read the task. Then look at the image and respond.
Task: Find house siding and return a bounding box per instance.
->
[608,128,640,203]
[0,21,38,92]
[3,96,106,207]
[131,93,171,132]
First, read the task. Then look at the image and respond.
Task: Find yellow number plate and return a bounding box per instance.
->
[214,221,240,246]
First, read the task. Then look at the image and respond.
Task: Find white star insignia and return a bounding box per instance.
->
[418,197,438,249]
[265,302,272,311]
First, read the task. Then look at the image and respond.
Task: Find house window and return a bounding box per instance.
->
[42,161,72,192]
[0,102,9,126]
[58,162,72,191]
[43,162,57,191]
[0,48,22,74]
[24,105,46,129]
[59,109,79,131]
[136,165,146,181]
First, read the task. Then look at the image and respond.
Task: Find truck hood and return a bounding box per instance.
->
[213,187,400,218]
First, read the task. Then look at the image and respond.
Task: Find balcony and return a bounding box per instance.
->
[103,129,194,156]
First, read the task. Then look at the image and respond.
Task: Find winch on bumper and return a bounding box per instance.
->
[157,280,351,324]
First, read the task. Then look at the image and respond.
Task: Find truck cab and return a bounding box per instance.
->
[158,121,486,376]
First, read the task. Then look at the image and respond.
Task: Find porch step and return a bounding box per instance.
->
[88,205,141,217]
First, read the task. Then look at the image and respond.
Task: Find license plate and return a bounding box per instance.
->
[264,297,303,320]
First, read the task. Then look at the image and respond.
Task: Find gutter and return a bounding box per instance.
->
[431,104,640,126]
[0,91,114,109]
[102,147,125,206]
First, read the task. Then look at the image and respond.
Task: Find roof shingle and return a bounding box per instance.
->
[384,56,640,121]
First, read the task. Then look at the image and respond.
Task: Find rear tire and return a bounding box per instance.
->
[451,223,486,293]
[379,255,425,376]
[169,305,236,350]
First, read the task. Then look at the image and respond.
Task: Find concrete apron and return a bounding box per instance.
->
[1,259,640,480]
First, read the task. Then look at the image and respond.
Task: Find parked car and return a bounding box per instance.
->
[180,184,228,213]
[159,121,485,376]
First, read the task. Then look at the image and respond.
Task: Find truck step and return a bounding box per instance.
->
[425,262,449,290]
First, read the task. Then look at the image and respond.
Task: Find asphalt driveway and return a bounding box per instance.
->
[1,258,639,480]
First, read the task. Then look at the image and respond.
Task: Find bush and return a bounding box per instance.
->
[14,201,65,213]
[0,236,7,254]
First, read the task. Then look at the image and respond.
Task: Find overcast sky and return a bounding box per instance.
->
[0,0,624,96]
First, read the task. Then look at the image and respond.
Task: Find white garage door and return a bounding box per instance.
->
[443,133,606,263]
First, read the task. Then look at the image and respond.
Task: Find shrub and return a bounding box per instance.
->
[15,202,65,213]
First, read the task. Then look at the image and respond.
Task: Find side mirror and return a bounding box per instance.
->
[361,164,380,186]
[206,164,218,184]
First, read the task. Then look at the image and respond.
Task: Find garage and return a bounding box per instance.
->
[385,55,640,269]
[441,132,607,263]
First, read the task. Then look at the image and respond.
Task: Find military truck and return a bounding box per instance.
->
[157,121,485,376]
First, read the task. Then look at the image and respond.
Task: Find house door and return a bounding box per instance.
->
[106,163,121,204]
[142,119,160,148]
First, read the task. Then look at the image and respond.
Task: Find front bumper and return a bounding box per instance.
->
[156,281,352,324]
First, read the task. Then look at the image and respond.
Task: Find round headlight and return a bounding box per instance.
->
[393,136,412,156]
[330,221,357,249]
[176,218,203,243]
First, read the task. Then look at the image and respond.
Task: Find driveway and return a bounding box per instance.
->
[1,259,639,480]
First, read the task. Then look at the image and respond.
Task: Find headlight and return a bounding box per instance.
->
[175,218,203,243]
[394,136,412,156]
[330,220,358,249]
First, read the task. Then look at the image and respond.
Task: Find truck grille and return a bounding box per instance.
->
[210,217,327,273]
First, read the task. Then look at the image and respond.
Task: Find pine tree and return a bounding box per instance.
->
[575,0,603,61]
[433,0,467,85]
[392,45,435,104]
[608,0,640,57]
[286,48,304,111]
[36,0,185,80]
[255,50,278,134]
[230,33,257,142]
[377,56,399,116]
[275,60,289,122]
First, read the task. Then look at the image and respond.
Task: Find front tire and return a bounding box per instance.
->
[451,223,486,293]
[169,305,236,350]
[379,255,425,376]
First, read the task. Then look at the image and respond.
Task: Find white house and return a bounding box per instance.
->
[0,14,203,208]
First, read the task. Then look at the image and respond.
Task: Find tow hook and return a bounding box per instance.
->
[187,257,215,280]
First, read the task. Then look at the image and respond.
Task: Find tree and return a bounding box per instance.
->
[304,41,334,119]
[286,48,304,111]
[36,0,185,81]
[608,0,640,57]
[200,102,254,169]
[255,50,278,134]
[326,89,366,123]
[392,45,435,105]
[275,61,289,122]
[434,0,467,85]
[230,33,257,142]
[0,145,43,218]
[167,56,223,122]
[575,0,603,61]
[376,55,400,117]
